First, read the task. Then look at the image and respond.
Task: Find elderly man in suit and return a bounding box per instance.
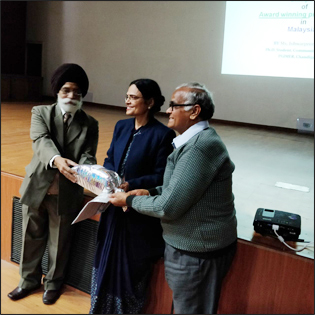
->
[109,82,237,314]
[8,63,99,305]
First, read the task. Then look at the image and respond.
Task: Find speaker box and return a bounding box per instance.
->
[11,197,98,294]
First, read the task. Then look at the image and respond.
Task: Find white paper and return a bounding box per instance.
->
[72,192,111,224]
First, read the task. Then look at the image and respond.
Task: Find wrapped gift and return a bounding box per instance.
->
[73,164,122,196]
[71,164,124,224]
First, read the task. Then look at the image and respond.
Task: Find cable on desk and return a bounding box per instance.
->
[272,224,314,252]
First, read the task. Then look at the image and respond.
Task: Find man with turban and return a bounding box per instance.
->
[8,63,99,305]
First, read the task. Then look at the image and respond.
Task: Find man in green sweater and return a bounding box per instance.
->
[109,82,237,314]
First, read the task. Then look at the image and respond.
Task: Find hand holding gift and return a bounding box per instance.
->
[71,164,124,223]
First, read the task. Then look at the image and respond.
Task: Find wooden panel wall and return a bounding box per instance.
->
[1,172,23,261]
[1,75,43,101]
[218,240,314,314]
[1,2,27,75]
[2,171,314,314]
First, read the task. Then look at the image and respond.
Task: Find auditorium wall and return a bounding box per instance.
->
[25,1,314,129]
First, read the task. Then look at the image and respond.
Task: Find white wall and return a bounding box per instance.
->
[26,1,314,129]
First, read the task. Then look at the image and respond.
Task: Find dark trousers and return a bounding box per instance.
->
[18,195,77,290]
[164,242,237,314]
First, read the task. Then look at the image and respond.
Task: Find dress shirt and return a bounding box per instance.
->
[172,120,210,149]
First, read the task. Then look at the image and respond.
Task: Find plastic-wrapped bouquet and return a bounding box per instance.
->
[71,164,124,224]
[72,164,122,196]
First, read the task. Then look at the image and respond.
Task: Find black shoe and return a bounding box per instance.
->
[42,289,61,305]
[8,286,40,301]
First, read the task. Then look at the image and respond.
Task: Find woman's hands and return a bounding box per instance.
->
[119,181,130,192]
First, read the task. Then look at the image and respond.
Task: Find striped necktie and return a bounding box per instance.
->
[63,113,71,132]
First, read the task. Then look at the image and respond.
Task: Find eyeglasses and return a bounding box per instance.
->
[60,88,82,97]
[125,94,143,101]
[169,101,196,111]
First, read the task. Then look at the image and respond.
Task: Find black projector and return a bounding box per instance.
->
[253,208,301,241]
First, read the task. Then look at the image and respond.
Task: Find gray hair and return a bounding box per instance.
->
[175,82,215,120]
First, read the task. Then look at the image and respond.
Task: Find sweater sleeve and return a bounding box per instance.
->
[129,142,230,220]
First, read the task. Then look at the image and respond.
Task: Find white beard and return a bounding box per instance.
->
[57,95,83,114]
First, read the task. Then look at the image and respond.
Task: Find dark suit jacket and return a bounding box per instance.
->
[19,103,99,215]
[102,117,176,260]
[104,117,176,190]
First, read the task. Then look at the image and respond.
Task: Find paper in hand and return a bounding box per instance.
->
[71,164,124,224]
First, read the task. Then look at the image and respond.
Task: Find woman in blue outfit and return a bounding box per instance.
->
[89,79,176,314]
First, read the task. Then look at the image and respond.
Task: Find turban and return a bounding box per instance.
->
[51,63,89,97]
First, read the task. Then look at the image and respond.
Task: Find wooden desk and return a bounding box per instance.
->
[1,171,314,314]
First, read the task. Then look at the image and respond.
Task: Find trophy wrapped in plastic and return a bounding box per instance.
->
[71,164,124,224]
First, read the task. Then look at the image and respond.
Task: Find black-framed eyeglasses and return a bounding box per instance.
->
[125,94,143,101]
[169,101,196,111]
[60,88,82,97]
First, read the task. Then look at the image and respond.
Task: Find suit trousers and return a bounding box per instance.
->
[18,195,77,290]
[164,242,237,314]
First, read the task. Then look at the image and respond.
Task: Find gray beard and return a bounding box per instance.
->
[57,96,83,114]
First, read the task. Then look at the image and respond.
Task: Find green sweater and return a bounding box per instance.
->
[127,126,237,252]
